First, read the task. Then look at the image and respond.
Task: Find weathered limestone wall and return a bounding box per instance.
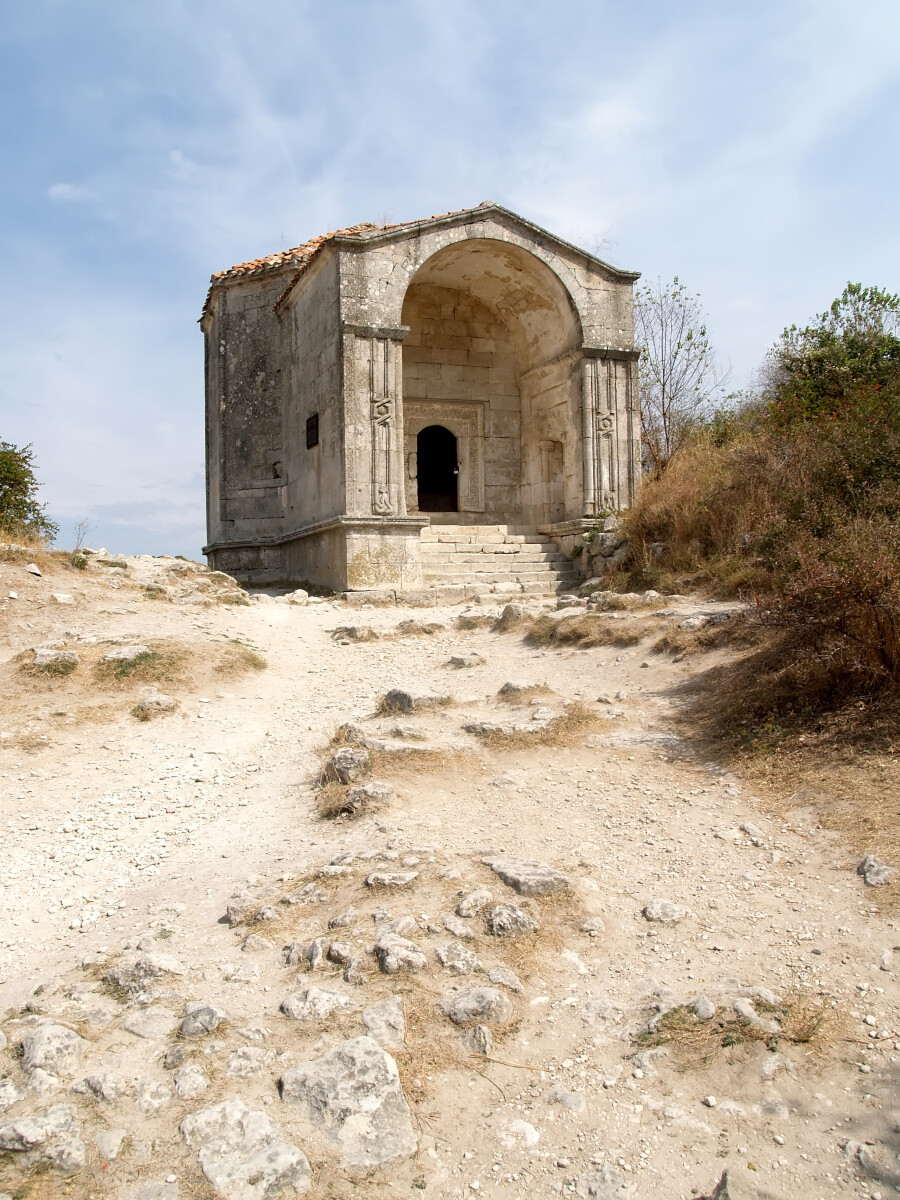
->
[204,278,287,543]
[401,283,521,519]
[283,252,344,529]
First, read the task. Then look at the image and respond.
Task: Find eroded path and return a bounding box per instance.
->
[1,562,898,1199]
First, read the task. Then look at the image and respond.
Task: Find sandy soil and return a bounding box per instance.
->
[0,548,898,1200]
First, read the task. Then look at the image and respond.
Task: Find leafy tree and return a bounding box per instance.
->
[763,282,900,423]
[0,441,58,541]
[634,277,728,476]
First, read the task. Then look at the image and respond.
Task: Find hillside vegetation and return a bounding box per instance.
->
[627,283,900,743]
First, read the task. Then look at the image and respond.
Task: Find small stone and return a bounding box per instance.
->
[366,871,419,889]
[136,692,176,718]
[733,997,780,1033]
[374,933,428,975]
[449,653,485,668]
[96,1128,127,1160]
[456,888,493,918]
[440,987,514,1026]
[329,909,359,930]
[381,688,446,713]
[858,854,897,887]
[25,562,42,576]
[164,1045,187,1069]
[486,903,539,938]
[442,912,476,939]
[691,995,716,1021]
[362,996,406,1050]
[740,821,765,842]
[180,1003,227,1038]
[498,1119,540,1148]
[100,644,151,662]
[481,855,569,897]
[137,1079,172,1114]
[28,1068,62,1097]
[173,1064,209,1099]
[52,593,75,605]
[642,898,691,923]
[286,589,308,605]
[434,942,481,975]
[281,987,351,1021]
[580,916,606,935]
[324,746,370,784]
[75,1071,133,1102]
[0,1079,26,1113]
[33,647,79,668]
[464,1025,493,1056]
[328,941,353,966]
[279,1036,416,1171]
[122,1007,177,1039]
[241,934,273,953]
[702,1095,717,1108]
[225,1046,275,1078]
[488,965,524,993]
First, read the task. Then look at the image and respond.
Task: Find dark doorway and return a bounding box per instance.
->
[417,425,458,512]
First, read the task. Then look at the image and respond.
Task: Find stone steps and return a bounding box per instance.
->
[420,523,579,594]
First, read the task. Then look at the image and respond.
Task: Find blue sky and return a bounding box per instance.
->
[1,0,899,557]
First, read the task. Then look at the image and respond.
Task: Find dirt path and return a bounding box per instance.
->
[1,553,898,1199]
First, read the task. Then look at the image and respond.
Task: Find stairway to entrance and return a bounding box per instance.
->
[419,524,580,594]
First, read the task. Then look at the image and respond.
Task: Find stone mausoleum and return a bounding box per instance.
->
[202,202,641,597]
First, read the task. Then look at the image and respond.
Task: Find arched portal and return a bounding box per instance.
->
[416,425,458,512]
[400,238,582,525]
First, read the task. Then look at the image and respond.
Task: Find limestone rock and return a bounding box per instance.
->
[440,987,514,1026]
[180,1098,311,1200]
[135,692,176,718]
[324,746,370,784]
[28,1068,61,1098]
[33,648,79,668]
[442,912,475,939]
[642,899,691,923]
[858,854,897,887]
[286,589,308,605]
[279,1036,416,1172]
[281,987,350,1021]
[482,855,569,896]
[374,932,427,975]
[21,1024,86,1077]
[0,1103,85,1173]
[75,1071,133,1102]
[365,870,418,889]
[456,888,493,918]
[100,644,150,662]
[381,688,446,713]
[180,1003,227,1038]
[361,996,406,1049]
[434,941,481,975]
[464,1024,493,1056]
[136,1079,172,1114]
[488,965,524,993]
[173,1064,209,1099]
[105,952,186,992]
[448,653,485,668]
[225,1047,275,1078]
[329,908,359,930]
[575,1163,634,1197]
[95,1128,126,1160]
[241,935,274,953]
[486,903,539,938]
[0,1078,26,1112]
[122,1006,177,1039]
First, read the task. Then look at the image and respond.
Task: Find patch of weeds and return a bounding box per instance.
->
[472,701,600,750]
[455,614,494,631]
[393,619,446,637]
[29,657,78,678]
[331,625,380,642]
[95,642,189,687]
[636,992,838,1070]
[217,592,250,606]
[527,614,657,649]
[215,645,266,675]
[69,553,87,570]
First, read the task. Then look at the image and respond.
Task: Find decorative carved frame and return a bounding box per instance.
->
[404,400,485,513]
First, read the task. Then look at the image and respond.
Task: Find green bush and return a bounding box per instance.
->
[0,441,57,542]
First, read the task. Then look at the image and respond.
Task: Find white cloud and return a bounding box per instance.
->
[47,182,96,203]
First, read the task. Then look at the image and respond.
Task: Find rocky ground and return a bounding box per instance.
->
[1,546,899,1200]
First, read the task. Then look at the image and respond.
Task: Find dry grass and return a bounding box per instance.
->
[527,613,661,650]
[93,641,191,687]
[470,702,600,751]
[330,625,380,642]
[19,655,78,678]
[216,592,250,606]
[392,619,446,637]
[652,616,764,657]
[497,684,554,704]
[314,780,389,821]
[636,991,840,1071]
[375,691,453,716]
[214,643,267,675]
[456,614,494,631]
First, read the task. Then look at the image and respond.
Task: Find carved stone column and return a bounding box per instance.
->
[581,348,641,514]
[345,323,409,518]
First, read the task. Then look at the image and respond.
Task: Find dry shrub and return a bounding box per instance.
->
[331,625,380,642]
[652,615,765,657]
[315,781,386,821]
[393,619,446,637]
[215,644,266,675]
[456,614,494,631]
[493,605,527,633]
[472,701,600,750]
[636,991,839,1070]
[527,614,657,650]
[94,641,190,687]
[497,684,554,704]
[216,592,250,606]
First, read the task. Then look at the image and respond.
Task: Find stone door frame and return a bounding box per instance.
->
[403,400,486,514]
